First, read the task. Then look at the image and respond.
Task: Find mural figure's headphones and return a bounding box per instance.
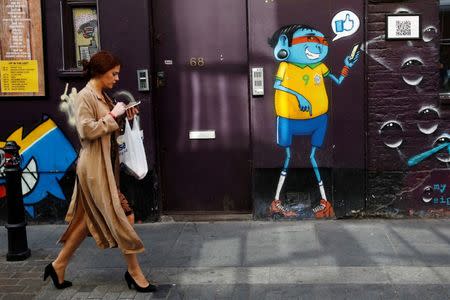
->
[277,49,289,60]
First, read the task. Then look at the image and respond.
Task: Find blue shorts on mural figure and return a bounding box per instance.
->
[277,115,328,148]
[268,24,361,219]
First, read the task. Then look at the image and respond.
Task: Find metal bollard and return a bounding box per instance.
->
[3,141,31,261]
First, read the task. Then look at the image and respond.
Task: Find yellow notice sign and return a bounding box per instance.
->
[0,60,39,93]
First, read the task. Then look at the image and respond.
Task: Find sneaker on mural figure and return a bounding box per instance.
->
[312,199,335,218]
[269,200,298,218]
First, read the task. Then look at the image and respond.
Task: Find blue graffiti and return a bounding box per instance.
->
[432,183,450,206]
[335,14,355,33]
[0,118,77,217]
[407,142,450,167]
[434,184,447,194]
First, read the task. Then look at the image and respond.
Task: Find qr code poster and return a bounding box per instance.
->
[386,14,421,40]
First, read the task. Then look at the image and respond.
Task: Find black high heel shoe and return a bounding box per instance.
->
[43,263,72,289]
[124,271,157,293]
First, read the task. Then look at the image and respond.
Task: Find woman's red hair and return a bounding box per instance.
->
[82,50,121,79]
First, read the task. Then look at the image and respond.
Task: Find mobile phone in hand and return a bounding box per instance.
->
[125,101,141,109]
[349,43,362,62]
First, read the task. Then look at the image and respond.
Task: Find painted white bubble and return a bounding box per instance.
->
[402,76,424,86]
[379,121,404,149]
[112,90,137,103]
[394,8,412,14]
[331,10,360,42]
[422,186,433,203]
[433,135,450,163]
[423,26,438,42]
[417,107,440,135]
[401,57,424,86]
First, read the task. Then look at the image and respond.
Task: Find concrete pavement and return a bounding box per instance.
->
[0,219,449,299]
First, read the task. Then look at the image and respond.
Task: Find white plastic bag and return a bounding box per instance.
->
[118,116,148,180]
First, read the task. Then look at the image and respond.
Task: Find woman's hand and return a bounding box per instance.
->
[111,102,126,118]
[126,106,139,120]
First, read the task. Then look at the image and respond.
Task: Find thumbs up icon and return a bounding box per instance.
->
[335,14,355,33]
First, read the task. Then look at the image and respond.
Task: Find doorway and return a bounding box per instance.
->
[152,0,252,213]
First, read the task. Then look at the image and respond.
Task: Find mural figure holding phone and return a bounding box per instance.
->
[269,24,361,218]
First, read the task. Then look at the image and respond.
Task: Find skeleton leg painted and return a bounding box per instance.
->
[310,147,327,200]
[270,147,298,218]
[274,147,290,201]
[310,147,335,218]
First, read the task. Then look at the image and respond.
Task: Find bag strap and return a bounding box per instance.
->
[132,116,141,132]
[124,118,132,132]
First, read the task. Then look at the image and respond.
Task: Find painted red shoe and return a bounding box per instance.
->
[269,200,298,218]
[0,185,6,198]
[313,199,335,219]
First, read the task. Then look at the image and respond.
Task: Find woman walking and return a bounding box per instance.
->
[43,50,156,293]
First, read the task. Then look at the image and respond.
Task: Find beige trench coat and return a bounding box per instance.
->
[58,83,144,254]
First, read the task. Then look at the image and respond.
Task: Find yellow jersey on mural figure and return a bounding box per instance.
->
[275,62,330,119]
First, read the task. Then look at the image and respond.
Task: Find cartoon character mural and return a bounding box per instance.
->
[268,24,361,219]
[0,118,77,217]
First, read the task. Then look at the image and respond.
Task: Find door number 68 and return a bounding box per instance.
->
[189,57,205,67]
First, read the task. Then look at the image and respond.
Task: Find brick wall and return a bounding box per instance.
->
[367,0,449,217]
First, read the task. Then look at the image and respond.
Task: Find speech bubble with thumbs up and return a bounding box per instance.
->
[332,10,360,41]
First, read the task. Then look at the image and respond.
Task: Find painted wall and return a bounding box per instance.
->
[366,0,449,217]
[0,0,447,222]
[249,0,366,220]
[0,0,158,223]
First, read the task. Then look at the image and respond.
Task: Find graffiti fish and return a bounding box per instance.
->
[0,118,77,217]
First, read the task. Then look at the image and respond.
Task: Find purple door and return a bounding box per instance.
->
[153,0,252,212]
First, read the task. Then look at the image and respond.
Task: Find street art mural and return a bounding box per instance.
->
[60,83,78,127]
[402,134,450,216]
[408,134,450,167]
[60,85,138,128]
[331,10,360,42]
[0,118,77,218]
[366,2,449,217]
[268,11,362,219]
